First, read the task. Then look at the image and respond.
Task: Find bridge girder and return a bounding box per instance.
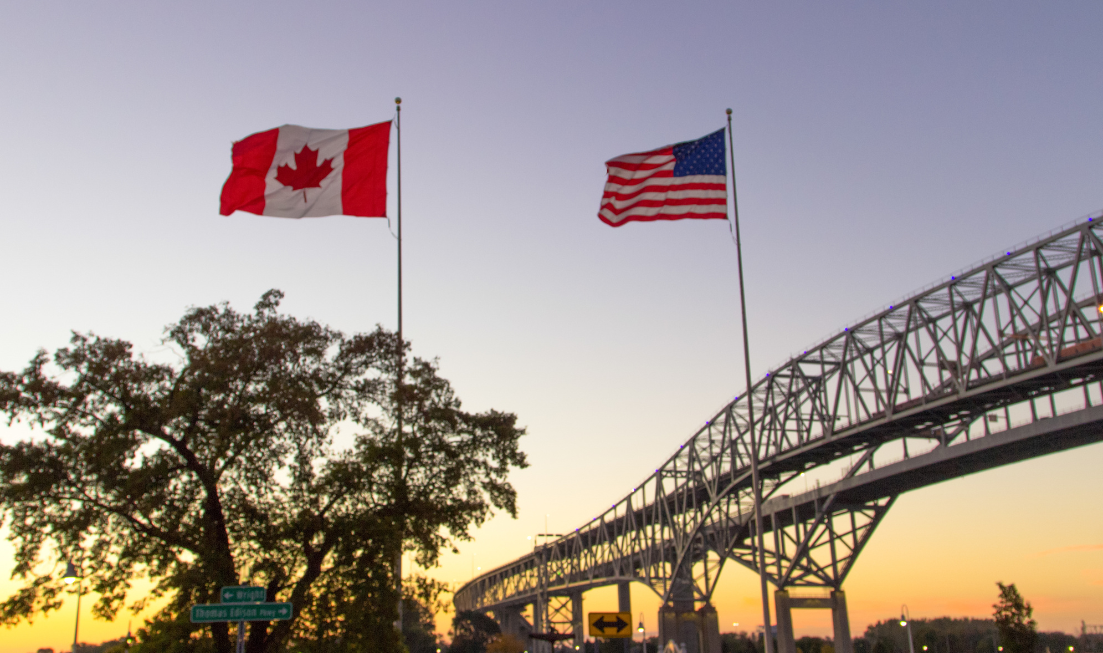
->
[455,213,1103,616]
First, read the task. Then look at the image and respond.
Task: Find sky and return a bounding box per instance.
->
[1,1,1102,651]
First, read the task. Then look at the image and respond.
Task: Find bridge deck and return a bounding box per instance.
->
[455,213,1103,614]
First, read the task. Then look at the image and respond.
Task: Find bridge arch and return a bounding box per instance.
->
[455,213,1103,653]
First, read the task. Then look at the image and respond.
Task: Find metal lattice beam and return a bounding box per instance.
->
[456,213,1103,614]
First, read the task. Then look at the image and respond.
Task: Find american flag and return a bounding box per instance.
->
[598,128,728,227]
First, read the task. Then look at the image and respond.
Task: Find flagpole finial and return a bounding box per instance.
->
[726,108,732,115]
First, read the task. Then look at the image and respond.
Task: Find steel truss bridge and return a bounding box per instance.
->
[454,215,1103,653]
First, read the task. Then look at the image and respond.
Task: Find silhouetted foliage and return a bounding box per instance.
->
[75,637,128,653]
[994,583,1037,653]
[451,610,502,653]
[0,291,527,653]
[856,611,1076,653]
[1036,631,1078,653]
[860,617,998,653]
[722,631,763,653]
[487,633,526,653]
[404,576,449,653]
[796,636,831,653]
[583,638,656,653]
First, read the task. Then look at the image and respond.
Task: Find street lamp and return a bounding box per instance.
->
[900,605,915,653]
[638,613,646,653]
[62,559,83,653]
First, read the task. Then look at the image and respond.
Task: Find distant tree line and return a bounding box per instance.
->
[714,622,1082,653]
[53,616,1090,653]
[855,617,1079,653]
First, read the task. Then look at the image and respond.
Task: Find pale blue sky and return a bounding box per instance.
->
[1,2,1102,647]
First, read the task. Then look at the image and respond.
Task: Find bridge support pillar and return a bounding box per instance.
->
[697,604,721,653]
[772,589,853,653]
[658,604,720,653]
[775,591,796,653]
[831,591,853,653]
[494,605,533,644]
[534,594,548,653]
[619,582,632,653]
[573,592,585,649]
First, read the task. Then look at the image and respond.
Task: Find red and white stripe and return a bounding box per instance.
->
[598,147,727,227]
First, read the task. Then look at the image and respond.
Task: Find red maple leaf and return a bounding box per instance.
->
[275,145,335,202]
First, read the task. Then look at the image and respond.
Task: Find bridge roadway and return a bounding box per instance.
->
[454,214,1103,653]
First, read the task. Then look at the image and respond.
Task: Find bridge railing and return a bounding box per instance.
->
[455,213,1103,613]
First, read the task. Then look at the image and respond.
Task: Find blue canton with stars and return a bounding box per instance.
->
[672,128,726,177]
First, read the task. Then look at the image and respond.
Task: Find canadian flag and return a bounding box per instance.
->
[219,121,391,218]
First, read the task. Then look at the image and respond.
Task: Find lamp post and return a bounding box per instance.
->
[62,559,83,653]
[900,606,915,653]
[638,613,645,653]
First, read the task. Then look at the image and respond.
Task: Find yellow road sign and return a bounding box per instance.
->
[588,612,632,638]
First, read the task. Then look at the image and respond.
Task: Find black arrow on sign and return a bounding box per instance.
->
[593,616,629,633]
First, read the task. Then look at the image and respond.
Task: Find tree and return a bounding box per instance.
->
[721,631,761,653]
[403,575,450,653]
[0,291,527,653]
[796,636,828,653]
[486,634,526,653]
[993,583,1036,653]
[450,610,502,653]
[859,617,1003,653]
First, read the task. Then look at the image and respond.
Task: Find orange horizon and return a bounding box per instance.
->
[5,442,1097,653]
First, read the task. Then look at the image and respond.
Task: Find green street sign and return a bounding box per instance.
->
[220,586,266,603]
[190,603,293,623]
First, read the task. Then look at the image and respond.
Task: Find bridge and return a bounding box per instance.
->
[454,214,1103,653]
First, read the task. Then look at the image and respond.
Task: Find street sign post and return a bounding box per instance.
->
[190,602,293,623]
[220,586,266,603]
[588,612,632,638]
[192,585,291,653]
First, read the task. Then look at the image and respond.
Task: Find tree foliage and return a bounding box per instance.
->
[486,634,526,653]
[720,631,763,653]
[450,610,502,653]
[993,582,1036,653]
[402,575,450,653]
[859,617,999,653]
[0,291,527,653]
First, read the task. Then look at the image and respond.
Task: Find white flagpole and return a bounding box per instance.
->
[394,96,405,635]
[396,99,403,348]
[726,107,774,653]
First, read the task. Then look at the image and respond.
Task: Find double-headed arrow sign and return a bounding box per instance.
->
[588,612,631,638]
